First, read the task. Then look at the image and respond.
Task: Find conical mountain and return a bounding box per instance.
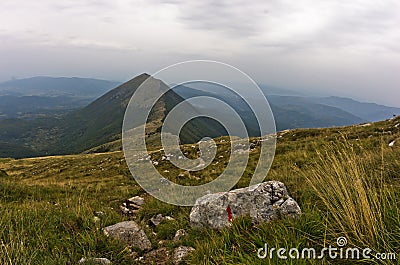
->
[53,73,226,154]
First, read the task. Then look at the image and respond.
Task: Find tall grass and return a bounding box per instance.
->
[305,139,399,255]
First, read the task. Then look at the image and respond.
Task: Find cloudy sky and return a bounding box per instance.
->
[1,0,399,106]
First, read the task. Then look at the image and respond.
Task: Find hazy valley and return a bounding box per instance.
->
[0,74,399,159]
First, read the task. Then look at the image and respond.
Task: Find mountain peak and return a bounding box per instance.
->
[137,73,151,78]
[126,73,151,83]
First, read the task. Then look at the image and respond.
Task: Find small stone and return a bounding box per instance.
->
[103,221,152,250]
[360,123,372,127]
[120,205,135,215]
[93,211,105,217]
[173,246,195,264]
[165,216,174,221]
[143,247,170,265]
[121,196,144,215]
[127,196,145,207]
[134,256,144,262]
[160,178,169,185]
[150,214,165,226]
[173,229,187,241]
[78,257,111,264]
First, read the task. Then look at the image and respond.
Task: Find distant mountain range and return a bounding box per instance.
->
[0,77,121,119]
[0,76,120,97]
[313,96,400,122]
[0,74,399,158]
[173,83,399,131]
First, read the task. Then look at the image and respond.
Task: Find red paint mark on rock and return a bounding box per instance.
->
[226,205,233,222]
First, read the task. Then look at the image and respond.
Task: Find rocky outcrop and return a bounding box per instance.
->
[103,221,152,250]
[190,181,301,229]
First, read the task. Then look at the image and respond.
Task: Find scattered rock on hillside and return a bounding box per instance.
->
[128,196,145,207]
[150,214,165,226]
[103,221,152,250]
[190,181,301,230]
[173,229,187,241]
[150,214,174,226]
[160,177,169,185]
[78,257,111,264]
[172,246,195,264]
[359,123,372,127]
[142,247,170,265]
[94,211,105,217]
[120,196,144,215]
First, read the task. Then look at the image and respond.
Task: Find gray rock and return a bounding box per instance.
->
[121,196,144,215]
[143,247,170,265]
[127,196,145,206]
[93,211,105,217]
[190,181,301,229]
[173,246,195,264]
[150,214,174,226]
[150,214,165,226]
[78,257,111,264]
[103,221,152,250]
[160,177,169,185]
[173,229,187,242]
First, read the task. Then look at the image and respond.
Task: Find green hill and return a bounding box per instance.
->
[0,116,399,264]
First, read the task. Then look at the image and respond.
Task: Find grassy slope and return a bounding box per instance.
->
[0,117,399,264]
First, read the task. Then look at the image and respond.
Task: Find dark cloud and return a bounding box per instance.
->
[152,0,270,37]
[155,0,400,54]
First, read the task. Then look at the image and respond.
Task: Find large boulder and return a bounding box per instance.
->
[190,181,301,229]
[103,221,152,250]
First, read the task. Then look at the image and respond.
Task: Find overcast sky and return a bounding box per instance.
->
[1,0,399,106]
